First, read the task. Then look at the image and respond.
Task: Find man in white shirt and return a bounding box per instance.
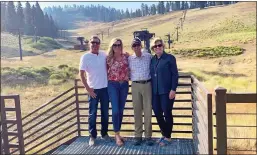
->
[79,35,110,146]
[128,38,153,146]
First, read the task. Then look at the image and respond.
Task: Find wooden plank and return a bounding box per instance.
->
[79,107,193,110]
[193,117,208,140]
[193,122,208,151]
[1,95,19,100]
[192,89,207,109]
[80,122,192,126]
[74,79,81,136]
[191,75,209,94]
[193,99,208,119]
[78,99,192,103]
[79,129,192,134]
[193,109,208,129]
[215,87,227,154]
[226,93,257,103]
[80,114,192,118]
[4,108,16,111]
[207,93,213,155]
[5,119,17,124]
[193,134,208,154]
[7,131,18,136]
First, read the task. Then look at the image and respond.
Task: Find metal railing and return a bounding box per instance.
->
[5,87,78,154]
[1,74,217,154]
[76,74,194,138]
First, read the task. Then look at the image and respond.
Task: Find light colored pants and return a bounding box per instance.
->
[131,81,152,138]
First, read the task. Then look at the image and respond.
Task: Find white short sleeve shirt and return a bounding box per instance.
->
[79,50,108,89]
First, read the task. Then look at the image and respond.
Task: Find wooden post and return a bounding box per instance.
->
[180,18,183,30]
[1,97,10,154]
[14,95,25,154]
[207,93,213,154]
[18,29,22,61]
[176,27,179,41]
[215,87,227,154]
[74,80,81,136]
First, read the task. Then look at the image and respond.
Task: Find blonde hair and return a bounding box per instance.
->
[150,37,165,51]
[107,38,123,61]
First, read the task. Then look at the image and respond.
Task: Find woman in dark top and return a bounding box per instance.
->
[150,37,179,146]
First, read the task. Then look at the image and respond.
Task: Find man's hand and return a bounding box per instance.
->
[86,87,96,98]
[169,90,176,100]
[124,52,130,58]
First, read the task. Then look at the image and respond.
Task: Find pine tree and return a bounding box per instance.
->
[125,8,130,18]
[151,4,156,15]
[1,2,7,31]
[160,2,165,14]
[35,2,45,36]
[31,5,36,28]
[184,2,189,9]
[16,2,25,30]
[176,1,180,10]
[145,4,149,16]
[165,2,170,13]
[44,13,50,37]
[171,2,177,11]
[198,1,206,9]
[5,2,17,33]
[49,15,57,38]
[24,2,33,35]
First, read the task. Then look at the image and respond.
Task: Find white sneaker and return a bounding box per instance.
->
[89,137,95,146]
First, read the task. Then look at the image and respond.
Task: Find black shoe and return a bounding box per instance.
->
[133,137,142,146]
[145,137,154,146]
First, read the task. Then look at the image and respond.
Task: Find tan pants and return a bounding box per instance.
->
[131,82,152,138]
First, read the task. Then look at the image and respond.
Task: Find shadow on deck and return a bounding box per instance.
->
[51,136,195,154]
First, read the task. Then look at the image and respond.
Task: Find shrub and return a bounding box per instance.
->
[171,46,243,58]
[58,64,69,69]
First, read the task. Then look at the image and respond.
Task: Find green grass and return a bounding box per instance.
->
[1,34,63,58]
[171,46,244,58]
[30,37,63,51]
[1,65,78,87]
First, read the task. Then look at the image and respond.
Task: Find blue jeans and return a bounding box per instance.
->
[88,87,109,138]
[152,93,175,138]
[108,81,129,132]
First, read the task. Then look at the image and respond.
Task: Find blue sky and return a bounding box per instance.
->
[25,2,158,11]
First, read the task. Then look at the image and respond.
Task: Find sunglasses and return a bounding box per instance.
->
[91,41,100,45]
[153,44,163,49]
[132,44,141,48]
[113,44,121,47]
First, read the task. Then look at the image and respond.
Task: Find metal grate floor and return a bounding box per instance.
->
[53,136,195,154]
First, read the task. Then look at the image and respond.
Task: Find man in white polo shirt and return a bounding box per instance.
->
[128,38,153,146]
[79,35,110,146]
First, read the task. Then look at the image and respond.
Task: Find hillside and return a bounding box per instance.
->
[1,33,64,58]
[72,2,255,50]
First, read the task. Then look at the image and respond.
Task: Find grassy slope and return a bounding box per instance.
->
[1,2,256,153]
[1,33,63,58]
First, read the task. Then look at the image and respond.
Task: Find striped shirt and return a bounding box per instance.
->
[128,51,152,81]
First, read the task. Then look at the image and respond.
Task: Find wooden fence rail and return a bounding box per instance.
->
[215,87,257,154]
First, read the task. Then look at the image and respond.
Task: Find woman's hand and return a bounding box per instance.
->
[169,90,176,100]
